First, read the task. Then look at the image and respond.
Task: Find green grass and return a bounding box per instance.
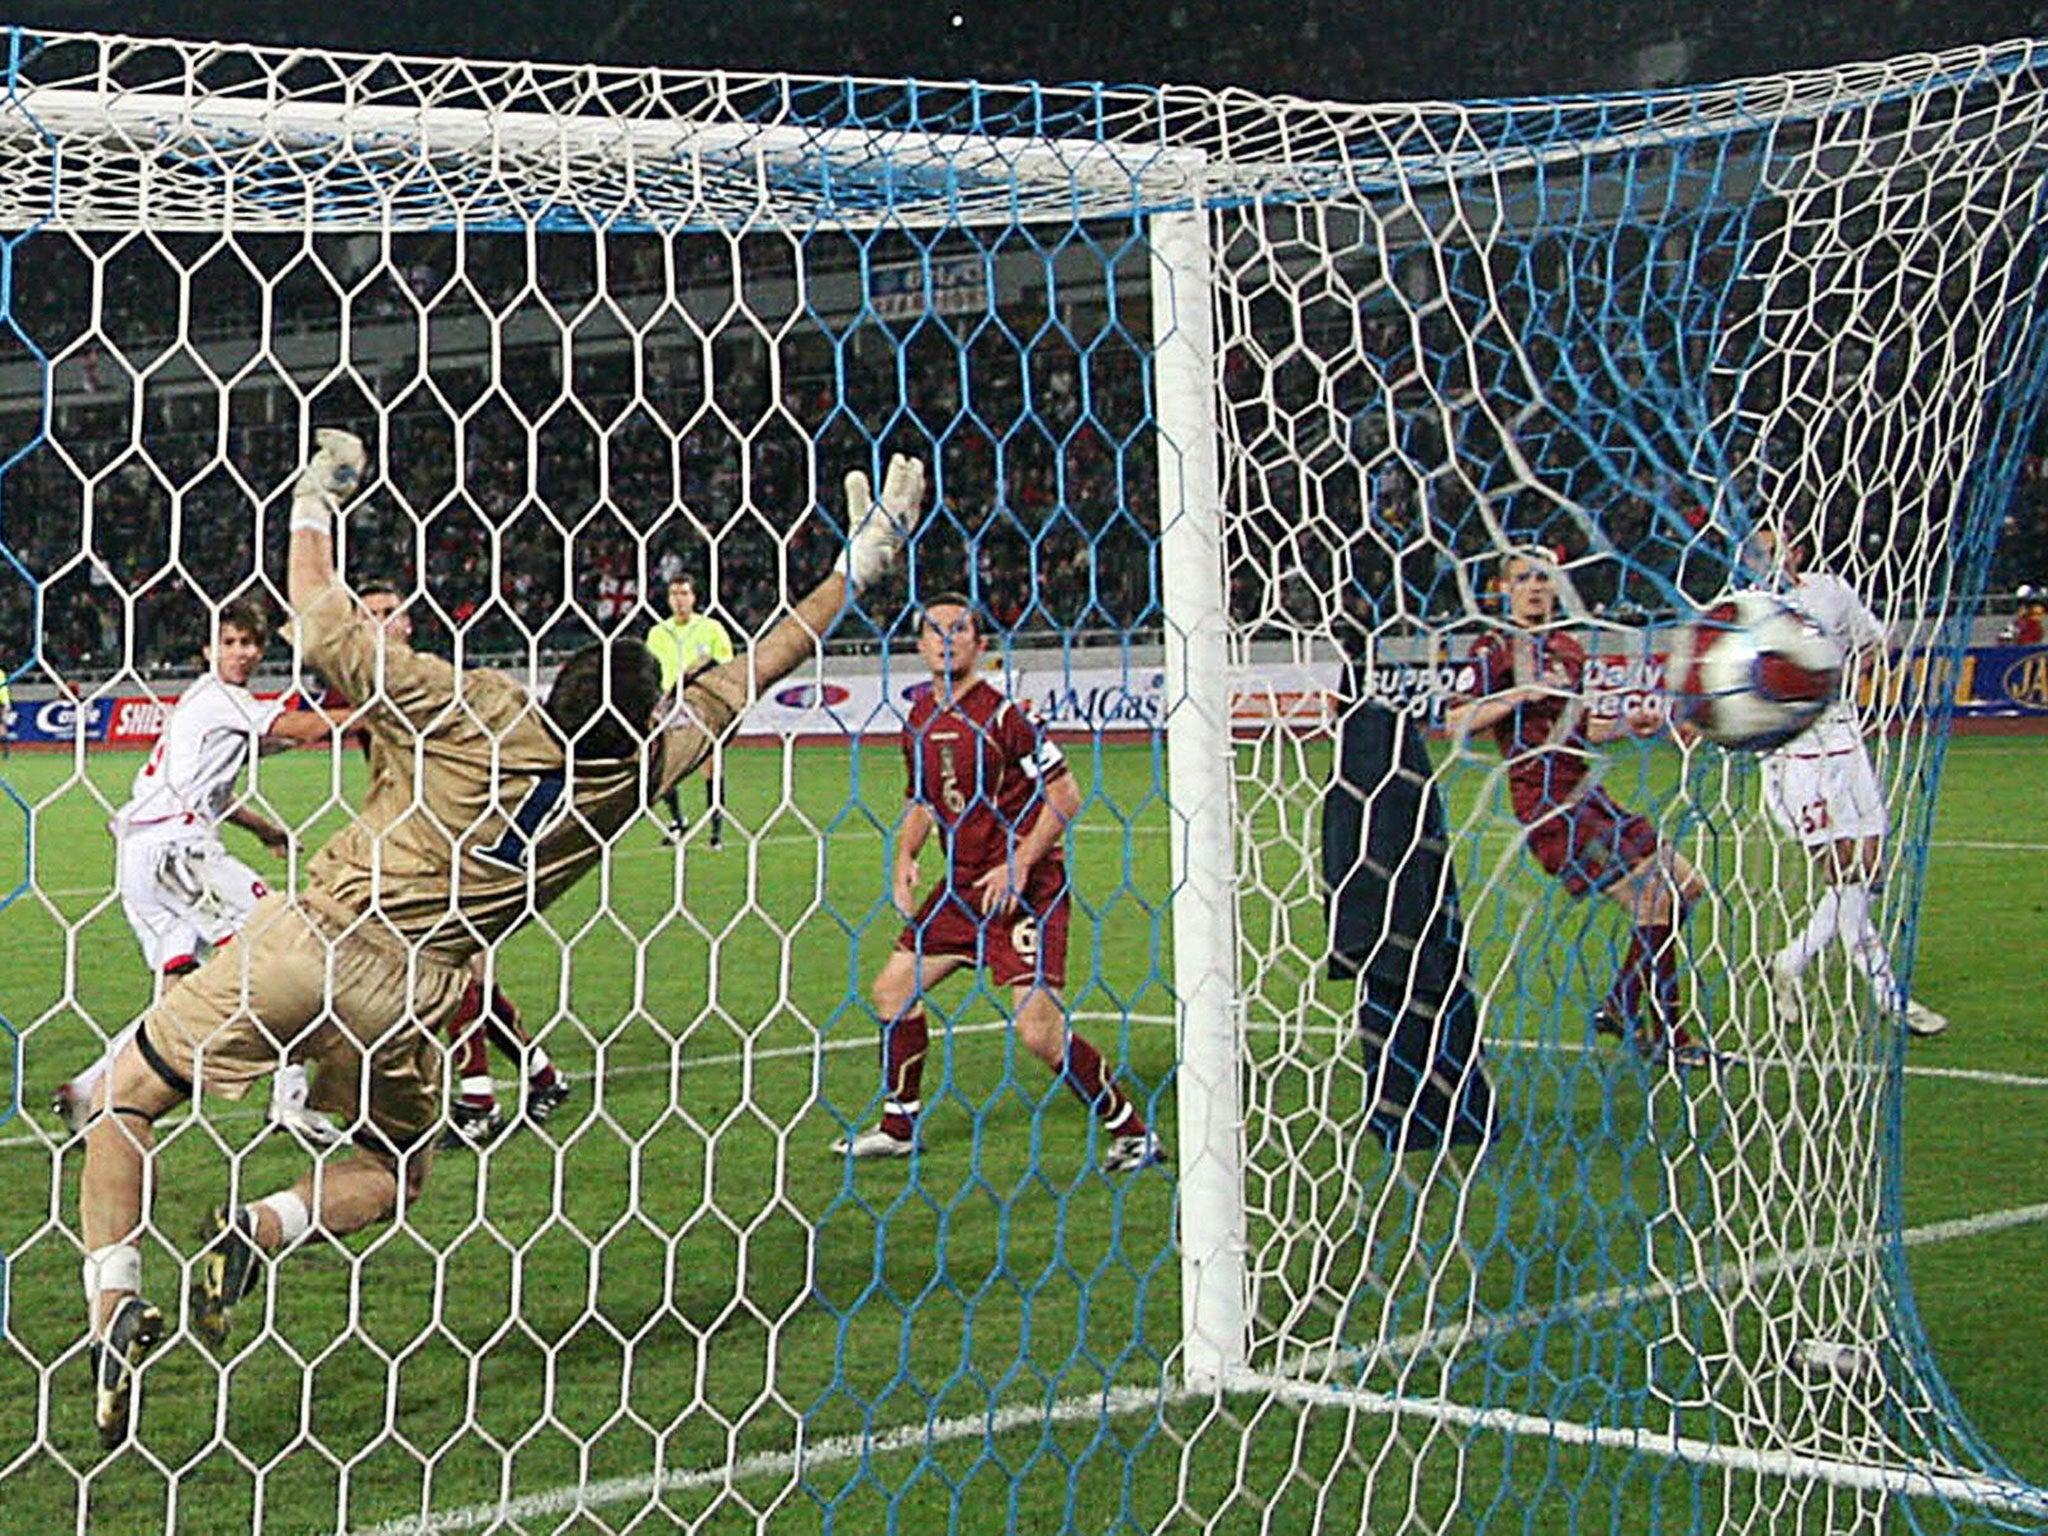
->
[0,733,2043,1534]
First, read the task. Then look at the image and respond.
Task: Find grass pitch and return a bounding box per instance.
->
[0,731,2041,1533]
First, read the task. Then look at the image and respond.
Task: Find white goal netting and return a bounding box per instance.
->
[0,25,2043,1536]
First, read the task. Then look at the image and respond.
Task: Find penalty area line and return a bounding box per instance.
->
[348,1383,1172,1536]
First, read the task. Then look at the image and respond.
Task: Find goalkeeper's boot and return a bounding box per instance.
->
[192,1205,264,1348]
[1903,999,1948,1037]
[93,1295,164,1448]
[437,1100,510,1152]
[525,1073,573,1126]
[831,1125,915,1159]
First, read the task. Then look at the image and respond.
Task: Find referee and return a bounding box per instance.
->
[646,574,735,846]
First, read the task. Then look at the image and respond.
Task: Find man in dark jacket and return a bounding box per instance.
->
[1321,629,1497,1155]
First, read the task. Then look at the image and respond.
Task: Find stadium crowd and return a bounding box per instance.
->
[4,0,2048,680]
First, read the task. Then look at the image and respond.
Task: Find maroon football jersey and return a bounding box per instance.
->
[1458,630,1597,824]
[902,678,1070,883]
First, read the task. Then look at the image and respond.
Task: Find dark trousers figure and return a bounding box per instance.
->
[1322,696,1496,1155]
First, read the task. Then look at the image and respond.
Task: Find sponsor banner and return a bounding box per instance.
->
[6,695,111,744]
[104,694,176,745]
[869,257,989,322]
[1954,645,2048,716]
[15,646,2039,748]
[734,661,1337,739]
[9,690,313,747]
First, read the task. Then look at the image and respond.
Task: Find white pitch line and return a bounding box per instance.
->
[8,1009,2048,1152]
[1278,1199,2048,1381]
[13,826,2048,905]
[1249,1374,2048,1522]
[350,1385,1171,1536]
[344,1192,2048,1536]
[5,1011,2034,1529]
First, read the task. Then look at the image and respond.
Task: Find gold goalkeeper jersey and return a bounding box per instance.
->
[294,584,732,966]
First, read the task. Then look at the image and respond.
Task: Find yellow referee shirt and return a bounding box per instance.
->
[647,612,734,692]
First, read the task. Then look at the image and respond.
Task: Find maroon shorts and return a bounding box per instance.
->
[896,860,1070,989]
[1523,788,1662,898]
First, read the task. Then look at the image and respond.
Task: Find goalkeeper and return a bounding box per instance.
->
[73,429,921,1447]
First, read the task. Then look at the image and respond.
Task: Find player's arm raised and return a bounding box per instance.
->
[653,455,923,786]
[287,429,367,624]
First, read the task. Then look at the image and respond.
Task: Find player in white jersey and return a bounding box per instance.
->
[50,600,353,1140]
[1754,529,1947,1037]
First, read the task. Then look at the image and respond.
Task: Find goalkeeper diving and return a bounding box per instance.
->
[72,430,924,1447]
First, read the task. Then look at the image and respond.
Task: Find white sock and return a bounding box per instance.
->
[1835,882,1905,1009]
[460,1075,496,1102]
[525,1043,553,1076]
[255,1190,312,1248]
[271,1063,309,1113]
[71,1022,140,1105]
[1781,889,1842,977]
[83,1242,142,1327]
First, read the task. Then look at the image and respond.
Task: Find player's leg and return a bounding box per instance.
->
[835,944,970,1155]
[1763,754,1842,1022]
[1008,982,1160,1170]
[438,977,508,1150]
[54,847,204,1135]
[663,783,688,840]
[992,879,1161,1170]
[190,842,347,1147]
[705,760,724,849]
[1602,838,1708,1063]
[194,1143,430,1347]
[78,1032,185,1446]
[78,895,321,1445]
[84,893,327,1373]
[1828,832,1947,1035]
[468,964,571,1123]
[196,967,457,1345]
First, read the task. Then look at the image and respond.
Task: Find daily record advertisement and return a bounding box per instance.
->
[8,642,2045,747]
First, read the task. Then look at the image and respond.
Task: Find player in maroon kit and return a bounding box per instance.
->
[833,594,1162,1171]
[1445,550,1713,1068]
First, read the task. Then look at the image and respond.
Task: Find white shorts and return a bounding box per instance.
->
[117,831,271,974]
[1762,746,1889,847]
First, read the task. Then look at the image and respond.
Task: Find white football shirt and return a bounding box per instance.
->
[1775,571,1886,754]
[117,674,286,836]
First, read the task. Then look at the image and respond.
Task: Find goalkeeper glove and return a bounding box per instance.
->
[839,453,923,592]
[290,429,368,534]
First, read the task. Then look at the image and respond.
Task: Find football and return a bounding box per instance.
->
[1665,590,1844,750]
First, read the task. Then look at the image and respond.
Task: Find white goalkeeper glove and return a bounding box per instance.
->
[839,453,923,592]
[289,428,369,535]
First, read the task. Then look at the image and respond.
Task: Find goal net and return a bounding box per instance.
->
[0,24,2042,1536]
